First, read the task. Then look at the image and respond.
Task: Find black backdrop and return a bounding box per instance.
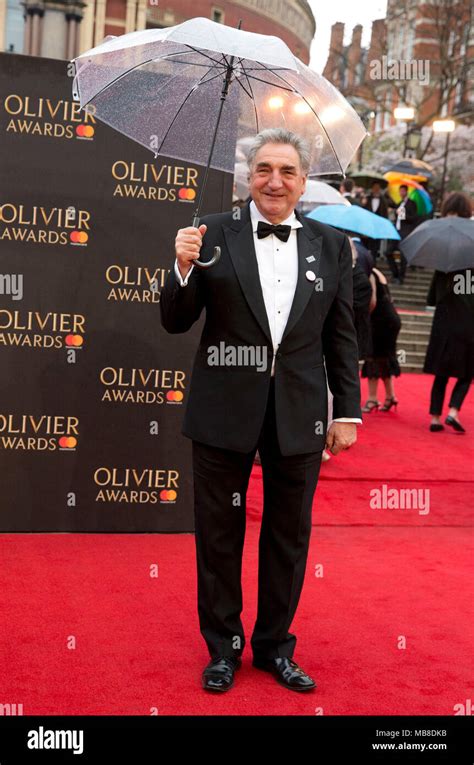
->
[0,53,233,532]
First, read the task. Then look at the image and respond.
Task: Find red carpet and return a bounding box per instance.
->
[0,373,472,715]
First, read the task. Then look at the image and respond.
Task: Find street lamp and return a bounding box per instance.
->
[405,126,422,155]
[394,106,415,156]
[433,119,456,210]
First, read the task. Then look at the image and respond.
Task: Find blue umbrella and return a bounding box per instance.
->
[306,204,401,240]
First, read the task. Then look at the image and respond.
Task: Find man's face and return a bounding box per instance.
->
[371,183,381,196]
[249,142,307,223]
[400,186,407,199]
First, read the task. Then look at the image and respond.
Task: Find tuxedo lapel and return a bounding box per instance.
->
[223,202,273,347]
[280,209,323,345]
[222,201,323,348]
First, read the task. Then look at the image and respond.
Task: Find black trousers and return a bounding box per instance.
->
[386,239,407,281]
[429,375,472,415]
[191,377,323,661]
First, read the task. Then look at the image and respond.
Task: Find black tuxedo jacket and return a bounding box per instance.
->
[362,193,389,218]
[398,198,419,238]
[160,201,362,456]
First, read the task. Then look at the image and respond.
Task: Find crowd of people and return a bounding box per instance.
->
[345,189,473,437]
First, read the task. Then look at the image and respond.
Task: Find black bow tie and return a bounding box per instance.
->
[256,220,292,242]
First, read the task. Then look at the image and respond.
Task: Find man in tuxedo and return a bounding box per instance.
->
[160,128,362,693]
[386,184,419,284]
[339,178,360,205]
[361,180,389,261]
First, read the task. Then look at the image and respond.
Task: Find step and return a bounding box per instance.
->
[399,364,424,373]
[397,340,431,352]
[394,299,429,308]
[398,309,434,320]
[391,290,430,300]
[398,327,430,346]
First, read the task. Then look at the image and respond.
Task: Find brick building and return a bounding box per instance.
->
[323,0,473,132]
[0,0,315,65]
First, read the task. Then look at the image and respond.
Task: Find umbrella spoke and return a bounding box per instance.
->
[242,73,295,91]
[182,44,227,68]
[239,66,293,71]
[232,73,253,100]
[239,65,259,134]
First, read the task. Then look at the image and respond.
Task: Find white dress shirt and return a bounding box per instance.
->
[395,199,407,231]
[174,199,361,424]
[371,196,380,213]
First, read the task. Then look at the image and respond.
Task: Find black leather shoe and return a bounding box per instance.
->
[445,416,466,433]
[202,656,241,692]
[429,423,444,432]
[252,656,316,691]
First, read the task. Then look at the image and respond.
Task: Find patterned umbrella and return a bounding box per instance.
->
[384,174,433,216]
[383,158,434,180]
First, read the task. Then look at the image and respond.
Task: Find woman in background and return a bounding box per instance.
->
[424,192,474,433]
[361,267,402,412]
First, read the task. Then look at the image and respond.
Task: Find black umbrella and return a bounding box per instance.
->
[348,170,388,189]
[400,217,474,271]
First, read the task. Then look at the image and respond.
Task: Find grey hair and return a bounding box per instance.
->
[246,128,311,175]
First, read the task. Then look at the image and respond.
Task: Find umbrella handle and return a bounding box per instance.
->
[194,246,221,269]
[191,214,221,269]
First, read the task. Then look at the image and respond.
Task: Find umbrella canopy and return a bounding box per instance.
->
[299,180,350,206]
[383,158,434,180]
[348,170,388,189]
[71,17,366,178]
[400,217,474,272]
[306,204,401,240]
[385,174,433,216]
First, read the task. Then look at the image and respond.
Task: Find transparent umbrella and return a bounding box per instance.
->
[71,16,367,266]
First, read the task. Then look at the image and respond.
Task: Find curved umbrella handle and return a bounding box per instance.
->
[194,245,221,269]
[192,214,221,269]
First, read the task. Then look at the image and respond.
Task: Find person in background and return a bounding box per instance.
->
[361,180,389,262]
[322,238,373,463]
[361,267,402,412]
[386,184,419,284]
[353,184,366,205]
[424,192,474,433]
[339,178,359,205]
[349,238,373,364]
[350,235,374,277]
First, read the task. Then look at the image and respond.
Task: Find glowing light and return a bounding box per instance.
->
[432,119,455,133]
[268,96,284,110]
[294,101,312,115]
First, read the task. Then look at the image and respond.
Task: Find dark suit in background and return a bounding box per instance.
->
[386,197,419,283]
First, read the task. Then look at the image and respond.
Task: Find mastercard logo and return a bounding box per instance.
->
[65,334,83,347]
[59,436,77,449]
[166,390,184,402]
[76,124,95,138]
[70,231,88,244]
[178,187,196,201]
[160,490,177,501]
